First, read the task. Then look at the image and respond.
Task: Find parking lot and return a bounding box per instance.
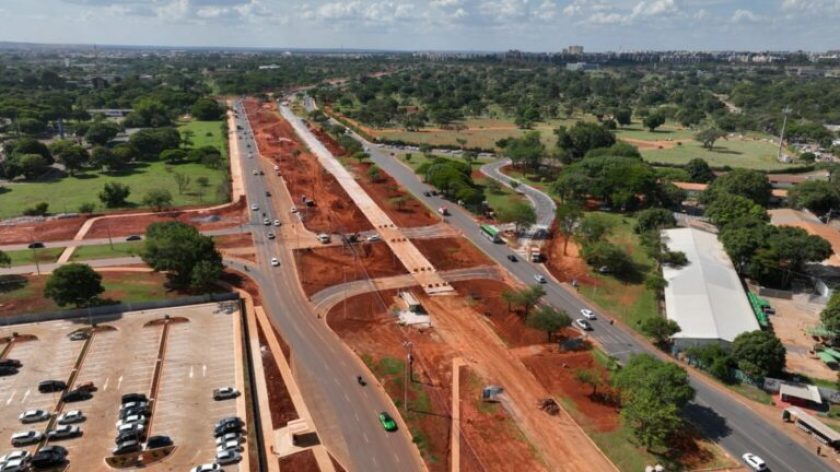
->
[0,302,246,471]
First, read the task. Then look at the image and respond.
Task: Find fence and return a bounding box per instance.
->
[0,292,240,327]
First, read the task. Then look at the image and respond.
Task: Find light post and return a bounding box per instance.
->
[402,340,413,412]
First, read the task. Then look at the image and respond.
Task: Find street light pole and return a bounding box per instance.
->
[402,340,413,412]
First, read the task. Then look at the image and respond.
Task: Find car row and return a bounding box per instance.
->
[111,393,150,456]
[0,359,22,377]
[190,415,245,471]
[0,446,67,471]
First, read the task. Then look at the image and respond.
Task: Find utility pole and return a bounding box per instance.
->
[402,340,413,412]
[106,218,113,250]
[777,106,792,162]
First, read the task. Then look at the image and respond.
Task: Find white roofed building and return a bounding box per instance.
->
[661,228,760,350]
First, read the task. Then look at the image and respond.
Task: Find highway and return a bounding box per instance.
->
[228,101,425,472]
[346,126,836,472]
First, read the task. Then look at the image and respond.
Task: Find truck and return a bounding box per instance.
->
[437,207,449,216]
[527,246,543,263]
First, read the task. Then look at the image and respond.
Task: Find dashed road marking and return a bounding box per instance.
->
[20,389,30,403]
[6,391,16,405]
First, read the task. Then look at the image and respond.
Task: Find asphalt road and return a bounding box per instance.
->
[0,226,246,252]
[229,101,424,472]
[480,158,556,227]
[350,129,836,472]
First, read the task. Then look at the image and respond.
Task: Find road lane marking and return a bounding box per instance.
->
[363,432,370,444]
[189,366,194,379]
[102,377,110,391]
[116,375,123,390]
[6,391,16,405]
[202,364,207,377]
[20,389,30,403]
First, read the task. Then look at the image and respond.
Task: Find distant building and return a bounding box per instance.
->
[566,45,584,55]
[566,62,598,72]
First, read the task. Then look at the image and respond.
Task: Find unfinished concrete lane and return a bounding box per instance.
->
[279,104,453,296]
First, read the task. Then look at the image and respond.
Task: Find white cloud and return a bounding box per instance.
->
[631,0,677,17]
[731,8,762,23]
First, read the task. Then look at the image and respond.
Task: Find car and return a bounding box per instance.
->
[216,448,242,465]
[423,191,431,197]
[119,406,149,418]
[190,464,221,472]
[146,435,173,449]
[574,319,592,331]
[507,254,518,262]
[117,423,145,437]
[215,417,244,429]
[378,412,397,432]
[273,165,279,171]
[216,440,243,453]
[61,389,91,402]
[10,431,42,447]
[267,232,275,240]
[265,191,271,197]
[57,410,85,424]
[0,367,18,377]
[367,235,380,242]
[534,274,547,284]
[0,451,29,464]
[742,453,767,471]
[270,257,280,267]
[30,447,65,469]
[38,380,66,393]
[46,425,81,440]
[114,431,142,445]
[125,235,142,241]
[121,393,148,404]
[36,446,66,458]
[0,359,22,368]
[18,409,50,424]
[580,309,596,320]
[215,432,244,446]
[116,415,147,428]
[263,217,271,225]
[273,219,281,226]
[68,330,89,341]
[214,422,243,437]
[252,170,258,176]
[213,387,240,401]
[250,204,259,211]
[290,206,299,213]
[112,440,142,456]
[0,459,28,472]
[27,242,44,249]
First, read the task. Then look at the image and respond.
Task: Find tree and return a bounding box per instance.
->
[685,158,715,183]
[173,172,191,195]
[78,203,96,214]
[196,176,210,188]
[17,154,49,180]
[496,201,537,234]
[613,354,694,408]
[389,195,409,210]
[555,202,583,255]
[643,113,665,132]
[614,108,632,127]
[554,122,616,161]
[181,129,195,149]
[43,263,104,308]
[367,165,382,183]
[695,128,726,150]
[731,330,786,379]
[705,193,768,229]
[788,180,840,215]
[644,273,668,293]
[703,169,772,206]
[576,213,614,243]
[620,389,684,451]
[5,137,52,163]
[129,128,181,160]
[686,344,735,382]
[502,285,546,316]
[125,98,171,127]
[504,131,545,170]
[0,250,10,268]
[143,189,173,212]
[84,121,120,146]
[640,317,681,346]
[575,368,603,396]
[23,202,49,216]
[99,182,131,208]
[190,97,225,121]
[51,141,89,175]
[526,305,571,342]
[581,241,633,275]
[746,226,832,288]
[634,208,677,234]
[820,292,840,339]
[141,221,223,289]
[161,149,188,164]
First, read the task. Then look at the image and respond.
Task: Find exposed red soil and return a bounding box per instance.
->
[213,233,253,250]
[277,449,319,472]
[459,365,548,472]
[0,216,87,245]
[309,125,347,157]
[256,322,299,429]
[294,242,408,297]
[243,99,371,234]
[84,197,247,239]
[450,280,547,348]
[412,237,492,271]
[521,348,620,432]
[329,454,347,472]
[543,232,598,286]
[269,324,291,363]
[349,160,439,228]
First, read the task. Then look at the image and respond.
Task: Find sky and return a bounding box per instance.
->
[0,0,838,52]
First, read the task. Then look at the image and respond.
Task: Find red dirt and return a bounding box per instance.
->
[277,449,319,472]
[84,197,247,239]
[213,233,253,250]
[256,322,299,429]
[0,216,87,245]
[243,99,371,234]
[459,365,549,472]
[329,454,347,472]
[543,232,599,286]
[521,348,620,432]
[349,160,439,228]
[294,242,408,297]
[412,237,491,271]
[450,280,547,348]
[309,125,347,157]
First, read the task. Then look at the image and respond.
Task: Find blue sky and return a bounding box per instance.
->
[0,0,838,52]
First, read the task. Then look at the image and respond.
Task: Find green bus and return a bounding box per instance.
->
[479,224,502,243]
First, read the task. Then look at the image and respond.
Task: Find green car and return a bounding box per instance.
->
[378,412,397,432]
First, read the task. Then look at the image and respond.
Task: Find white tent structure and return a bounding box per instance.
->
[661,228,760,350]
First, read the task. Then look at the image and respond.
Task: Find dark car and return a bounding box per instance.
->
[38,380,67,393]
[61,389,92,402]
[30,446,67,469]
[215,417,244,429]
[121,393,147,404]
[28,242,45,249]
[146,435,173,449]
[125,235,142,241]
[507,255,518,262]
[120,407,149,419]
[214,422,244,437]
[112,440,142,456]
[114,431,142,445]
[38,445,68,457]
[0,359,22,368]
[423,191,431,197]
[0,366,19,376]
[265,191,271,197]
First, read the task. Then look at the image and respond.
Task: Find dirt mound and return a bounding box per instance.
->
[450,280,546,347]
[543,232,598,286]
[0,215,87,245]
[521,349,619,432]
[413,237,491,271]
[244,99,371,234]
[295,242,408,297]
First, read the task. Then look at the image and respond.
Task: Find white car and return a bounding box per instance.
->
[252,170,258,176]
[215,432,244,446]
[0,451,29,464]
[367,235,380,242]
[18,409,50,424]
[742,453,767,471]
[116,415,147,428]
[290,206,299,214]
[46,425,81,440]
[190,464,221,472]
[216,440,243,453]
[263,217,271,225]
[10,431,42,447]
[534,274,547,284]
[213,387,240,401]
[270,257,280,267]
[250,204,259,211]
[216,448,242,465]
[116,423,145,435]
[0,459,28,472]
[580,309,596,320]
[574,319,592,331]
[57,410,85,424]
[273,219,281,226]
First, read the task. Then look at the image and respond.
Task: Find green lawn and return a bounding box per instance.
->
[70,241,143,262]
[614,122,696,141]
[639,136,797,171]
[3,247,65,267]
[179,120,228,158]
[728,383,775,405]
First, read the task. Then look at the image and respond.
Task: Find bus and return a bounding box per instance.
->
[479,224,502,243]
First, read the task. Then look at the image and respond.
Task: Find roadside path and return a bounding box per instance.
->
[480,158,556,227]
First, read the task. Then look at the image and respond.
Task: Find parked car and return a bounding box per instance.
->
[533,274,547,284]
[215,432,244,446]
[119,407,149,419]
[367,235,380,242]
[580,309,597,320]
[0,359,22,368]
[125,235,142,241]
[215,417,244,429]
[216,440,243,453]
[46,425,81,440]
[0,366,18,377]
[0,451,29,465]
[112,440,142,456]
[574,319,592,331]
[250,204,259,211]
[18,409,50,424]
[507,255,517,262]
[61,389,92,403]
[263,217,271,225]
[213,422,243,437]
[265,191,271,197]
[270,257,280,267]
[273,219,281,226]
[146,435,173,449]
[27,242,44,249]
[0,458,28,472]
[36,446,66,458]
[378,412,397,432]
[742,453,767,471]
[68,331,89,341]
[116,423,145,438]
[57,410,85,425]
[190,464,221,472]
[216,449,242,465]
[267,232,275,240]
[121,393,148,404]
[38,380,66,393]
[114,431,142,445]
[213,387,240,401]
[10,430,42,447]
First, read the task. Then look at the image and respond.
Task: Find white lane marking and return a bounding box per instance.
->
[6,391,16,405]
[394,453,400,464]
[189,366,194,379]
[116,376,124,390]
[202,364,207,377]
[354,412,360,422]
[363,432,370,444]
[20,389,30,403]
[344,393,351,403]
[102,377,110,392]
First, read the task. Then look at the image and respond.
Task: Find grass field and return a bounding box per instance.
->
[70,241,143,262]
[3,247,64,268]
[639,136,796,170]
[180,120,228,158]
[0,120,228,219]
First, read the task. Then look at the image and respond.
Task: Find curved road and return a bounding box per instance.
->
[480,158,556,227]
[345,122,836,472]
